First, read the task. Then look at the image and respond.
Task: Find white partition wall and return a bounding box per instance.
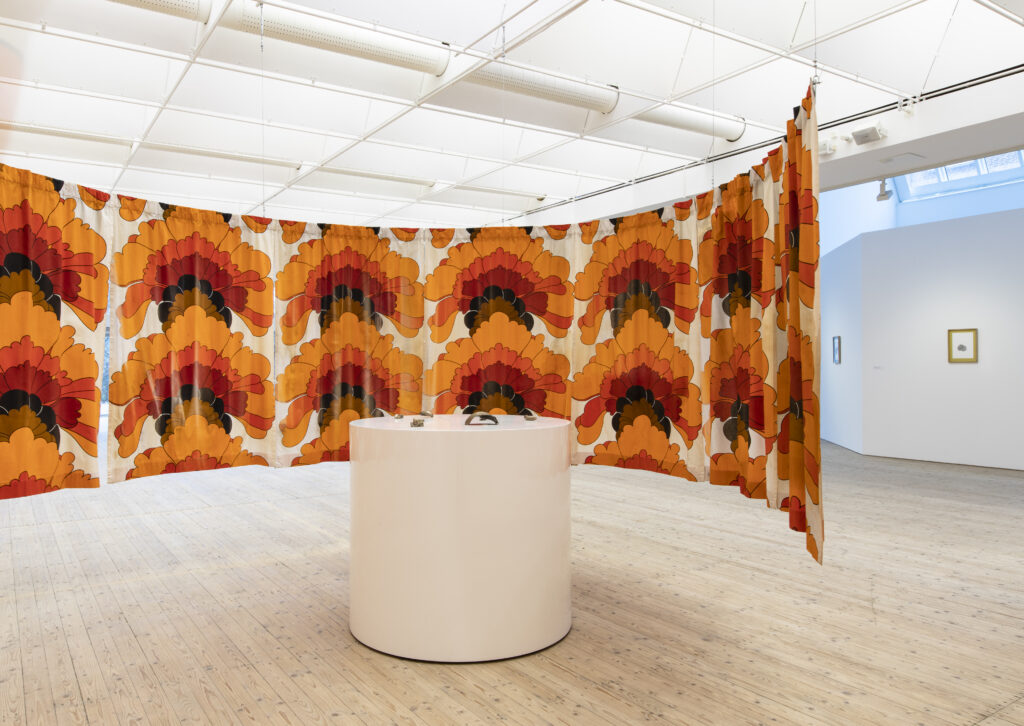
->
[821,207,1024,470]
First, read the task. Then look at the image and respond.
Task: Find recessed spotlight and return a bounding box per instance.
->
[876,179,893,201]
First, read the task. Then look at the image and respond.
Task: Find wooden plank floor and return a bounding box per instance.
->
[1,441,1022,725]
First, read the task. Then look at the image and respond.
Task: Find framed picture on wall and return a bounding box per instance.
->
[832,336,841,364]
[948,328,978,363]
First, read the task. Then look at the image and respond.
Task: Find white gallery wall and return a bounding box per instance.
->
[820,238,863,453]
[821,207,1024,470]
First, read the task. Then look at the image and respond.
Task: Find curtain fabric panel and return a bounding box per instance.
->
[0,166,109,497]
[107,205,278,480]
[0,91,821,560]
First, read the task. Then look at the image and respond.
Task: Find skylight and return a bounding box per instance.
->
[894,150,1024,201]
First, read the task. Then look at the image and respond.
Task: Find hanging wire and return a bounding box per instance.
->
[921,0,960,96]
[500,17,507,225]
[259,1,266,218]
[709,0,716,190]
[812,0,821,91]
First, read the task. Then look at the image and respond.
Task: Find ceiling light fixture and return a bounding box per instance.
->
[109,0,451,74]
[876,179,893,201]
[455,184,547,201]
[107,0,735,135]
[319,166,437,187]
[636,104,746,141]
[467,64,619,114]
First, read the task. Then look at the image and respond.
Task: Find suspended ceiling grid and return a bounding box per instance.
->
[0,0,1021,226]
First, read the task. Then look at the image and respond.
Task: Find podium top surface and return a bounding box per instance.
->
[351,413,570,433]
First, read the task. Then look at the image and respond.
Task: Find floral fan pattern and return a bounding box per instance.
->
[0,167,107,499]
[0,90,821,561]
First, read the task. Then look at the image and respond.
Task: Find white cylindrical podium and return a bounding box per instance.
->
[349,413,571,662]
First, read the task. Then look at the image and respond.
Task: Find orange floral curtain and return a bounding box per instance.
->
[0,167,109,498]
[0,90,821,560]
[106,204,277,480]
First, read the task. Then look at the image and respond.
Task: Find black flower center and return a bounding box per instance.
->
[0,389,59,443]
[466,380,529,415]
[2,251,61,317]
[159,274,232,328]
[318,284,381,331]
[318,382,376,430]
[610,280,670,332]
[612,384,670,436]
[156,384,231,438]
[465,286,533,332]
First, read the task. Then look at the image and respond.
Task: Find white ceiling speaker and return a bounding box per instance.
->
[851,121,887,145]
[467,64,619,114]
[876,179,893,201]
[636,104,746,141]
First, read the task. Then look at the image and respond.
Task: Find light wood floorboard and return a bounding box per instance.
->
[1,441,1022,725]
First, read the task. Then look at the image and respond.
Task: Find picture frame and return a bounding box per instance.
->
[832,336,841,364]
[947,328,978,363]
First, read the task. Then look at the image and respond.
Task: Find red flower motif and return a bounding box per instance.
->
[0,200,106,328]
[426,227,573,342]
[116,218,274,338]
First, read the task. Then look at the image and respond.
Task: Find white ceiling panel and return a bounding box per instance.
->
[471,165,612,199]
[506,0,694,98]
[923,1,1024,90]
[275,186,406,216]
[258,202,368,225]
[793,0,958,95]
[0,27,186,103]
[117,168,277,206]
[373,108,567,162]
[147,108,347,162]
[791,0,932,48]
[297,169,432,199]
[171,64,406,136]
[0,129,128,165]
[668,26,776,98]
[424,85,594,136]
[680,61,899,127]
[0,0,203,56]
[0,153,122,188]
[638,0,807,50]
[0,83,156,138]
[328,141,501,183]
[528,139,687,180]
[0,0,1019,225]
[379,201,503,227]
[201,26,425,102]
[131,146,296,185]
[590,117,766,158]
[284,0,537,48]
[429,185,557,212]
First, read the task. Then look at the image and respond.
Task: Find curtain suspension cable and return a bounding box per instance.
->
[259,1,266,219]
[920,0,960,98]
[812,0,821,92]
